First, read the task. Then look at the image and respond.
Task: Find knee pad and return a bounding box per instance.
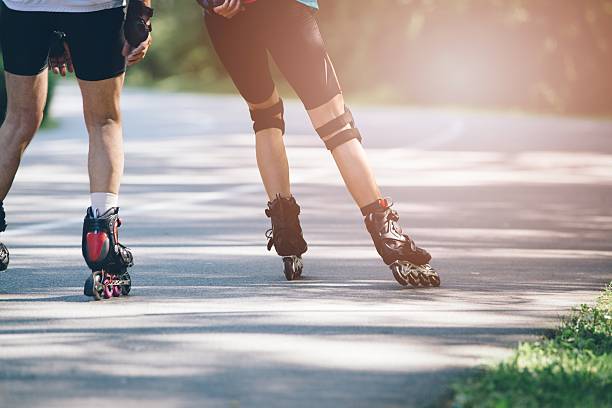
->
[0,201,6,233]
[316,106,362,151]
[249,99,286,135]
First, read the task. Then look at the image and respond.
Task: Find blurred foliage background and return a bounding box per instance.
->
[128,0,612,116]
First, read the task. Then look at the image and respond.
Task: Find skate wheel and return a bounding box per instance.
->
[407,271,420,287]
[102,276,113,299]
[0,243,9,272]
[421,264,441,287]
[121,272,132,296]
[112,276,122,297]
[283,256,302,281]
[418,273,431,287]
[390,263,409,287]
[84,274,94,297]
[89,271,104,301]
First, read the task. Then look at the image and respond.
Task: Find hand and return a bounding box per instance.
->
[49,41,74,77]
[122,33,153,67]
[213,0,244,19]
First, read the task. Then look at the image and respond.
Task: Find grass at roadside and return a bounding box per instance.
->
[447,283,612,408]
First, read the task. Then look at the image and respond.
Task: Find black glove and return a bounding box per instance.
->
[196,0,225,11]
[125,0,154,48]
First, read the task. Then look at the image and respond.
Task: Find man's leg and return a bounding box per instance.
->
[78,75,134,299]
[78,76,125,204]
[0,72,48,200]
[62,4,139,298]
[0,71,47,271]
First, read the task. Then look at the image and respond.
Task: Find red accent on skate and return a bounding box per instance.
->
[379,198,389,209]
[86,232,110,262]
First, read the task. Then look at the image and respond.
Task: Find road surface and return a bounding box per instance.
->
[1,84,611,407]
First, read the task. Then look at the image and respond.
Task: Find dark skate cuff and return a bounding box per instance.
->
[360,198,391,216]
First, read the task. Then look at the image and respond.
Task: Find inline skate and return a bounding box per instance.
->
[363,198,440,287]
[82,207,133,300]
[265,195,308,281]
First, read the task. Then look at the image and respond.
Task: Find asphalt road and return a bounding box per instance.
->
[1,84,611,408]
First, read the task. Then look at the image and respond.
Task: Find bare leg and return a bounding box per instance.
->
[78,75,125,195]
[248,88,292,201]
[307,94,381,208]
[0,71,48,200]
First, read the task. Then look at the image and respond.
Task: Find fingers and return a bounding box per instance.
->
[63,42,74,73]
[48,42,73,77]
[213,0,231,15]
[49,57,68,77]
[126,34,152,66]
[122,41,131,58]
[214,0,243,18]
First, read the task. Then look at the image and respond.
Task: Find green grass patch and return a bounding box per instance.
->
[449,284,612,408]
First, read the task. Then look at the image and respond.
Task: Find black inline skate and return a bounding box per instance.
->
[0,201,8,272]
[265,195,308,281]
[363,198,440,288]
[82,207,133,300]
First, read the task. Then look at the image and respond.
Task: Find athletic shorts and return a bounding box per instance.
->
[0,2,126,81]
[205,0,341,109]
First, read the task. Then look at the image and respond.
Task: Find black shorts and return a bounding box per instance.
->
[0,2,126,81]
[205,0,341,109]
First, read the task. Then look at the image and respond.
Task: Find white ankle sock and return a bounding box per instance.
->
[91,193,118,217]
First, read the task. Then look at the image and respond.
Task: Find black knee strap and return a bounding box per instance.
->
[0,201,6,233]
[315,106,362,151]
[250,99,285,134]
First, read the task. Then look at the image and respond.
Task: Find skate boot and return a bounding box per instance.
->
[0,202,8,272]
[265,195,308,281]
[82,207,133,300]
[363,198,440,288]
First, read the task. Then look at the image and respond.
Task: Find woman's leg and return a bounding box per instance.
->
[264,3,381,209]
[307,94,381,207]
[247,88,292,200]
[205,8,307,279]
[205,10,290,201]
[264,2,439,287]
